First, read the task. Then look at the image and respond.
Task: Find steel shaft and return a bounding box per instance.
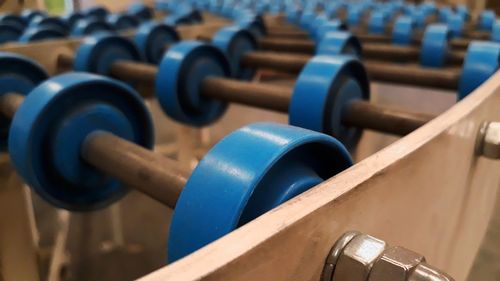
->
[240,51,310,74]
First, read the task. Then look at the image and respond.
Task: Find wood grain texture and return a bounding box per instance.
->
[140,71,500,281]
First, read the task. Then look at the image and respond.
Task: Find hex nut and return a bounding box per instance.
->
[321,231,361,281]
[368,246,426,281]
[332,234,387,281]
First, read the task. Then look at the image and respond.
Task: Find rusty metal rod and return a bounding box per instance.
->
[0,92,189,209]
[82,132,190,209]
[199,77,433,136]
[342,100,434,136]
[364,61,461,90]
[240,51,310,74]
[57,53,158,86]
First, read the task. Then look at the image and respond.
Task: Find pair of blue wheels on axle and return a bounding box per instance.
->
[1,54,352,262]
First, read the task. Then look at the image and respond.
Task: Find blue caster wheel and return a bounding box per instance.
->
[315,20,348,43]
[107,13,140,31]
[0,14,27,29]
[420,24,450,68]
[83,6,110,20]
[127,3,153,21]
[156,41,231,126]
[458,41,500,99]
[71,18,114,37]
[492,20,500,43]
[19,26,66,43]
[289,55,369,149]
[9,73,153,211]
[74,33,142,75]
[168,122,352,261]
[0,53,48,150]
[134,21,179,64]
[448,14,464,38]
[0,23,23,43]
[392,16,414,45]
[62,12,84,30]
[368,11,388,34]
[29,16,69,34]
[212,26,257,80]
[316,31,362,58]
[478,10,495,31]
[21,10,46,23]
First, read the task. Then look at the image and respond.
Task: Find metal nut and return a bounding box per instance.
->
[331,234,387,281]
[477,122,500,159]
[321,231,361,281]
[368,246,426,281]
[409,262,455,281]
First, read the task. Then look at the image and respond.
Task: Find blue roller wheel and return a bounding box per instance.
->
[134,21,179,64]
[127,3,153,21]
[29,16,69,34]
[71,19,114,37]
[316,31,362,58]
[156,41,231,126]
[169,122,352,261]
[83,6,109,20]
[237,16,266,38]
[420,24,450,67]
[19,26,66,43]
[448,14,464,38]
[492,20,500,43]
[0,14,27,29]
[392,16,414,45]
[21,10,46,23]
[107,13,140,31]
[0,23,23,43]
[315,20,348,42]
[0,53,48,150]
[478,10,495,31]
[458,41,500,100]
[347,7,365,27]
[289,55,369,149]
[212,26,257,80]
[8,73,153,211]
[63,12,84,30]
[74,33,142,75]
[368,11,388,34]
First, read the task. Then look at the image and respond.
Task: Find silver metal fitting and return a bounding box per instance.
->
[322,232,455,281]
[477,122,500,159]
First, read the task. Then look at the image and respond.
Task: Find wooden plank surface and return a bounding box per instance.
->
[140,71,500,281]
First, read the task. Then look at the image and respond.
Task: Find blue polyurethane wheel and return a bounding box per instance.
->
[29,16,69,34]
[289,55,370,149]
[74,33,142,75]
[107,13,140,31]
[156,41,231,126]
[19,26,66,43]
[0,14,27,29]
[316,31,362,58]
[458,41,500,100]
[21,10,46,23]
[420,24,450,68]
[392,16,415,45]
[62,11,84,30]
[237,15,267,38]
[0,23,23,44]
[478,10,495,31]
[134,21,180,64]
[315,20,348,43]
[493,20,500,43]
[168,122,352,261]
[83,6,110,20]
[0,52,48,150]
[447,14,464,38]
[71,18,114,37]
[127,3,153,21]
[8,73,154,211]
[212,26,257,80]
[368,11,388,34]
